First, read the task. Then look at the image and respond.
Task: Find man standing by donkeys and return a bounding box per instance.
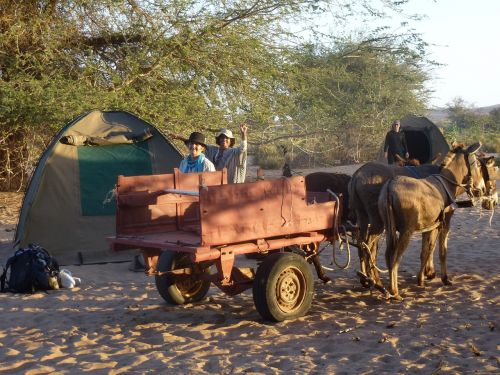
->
[384,119,409,164]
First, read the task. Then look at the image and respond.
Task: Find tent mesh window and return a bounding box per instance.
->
[78,142,152,216]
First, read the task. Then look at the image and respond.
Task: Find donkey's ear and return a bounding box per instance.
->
[466,142,481,154]
[485,156,495,165]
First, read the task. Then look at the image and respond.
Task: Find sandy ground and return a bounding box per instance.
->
[0,166,499,374]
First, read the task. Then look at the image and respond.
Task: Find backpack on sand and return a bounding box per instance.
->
[1,244,60,293]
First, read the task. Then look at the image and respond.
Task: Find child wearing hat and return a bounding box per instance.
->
[179,132,215,173]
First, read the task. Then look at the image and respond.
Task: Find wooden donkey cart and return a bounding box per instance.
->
[107,168,342,321]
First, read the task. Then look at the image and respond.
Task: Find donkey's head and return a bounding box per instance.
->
[441,142,498,210]
[441,142,485,203]
[478,155,498,210]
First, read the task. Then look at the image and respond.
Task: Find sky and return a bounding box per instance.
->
[398,0,500,108]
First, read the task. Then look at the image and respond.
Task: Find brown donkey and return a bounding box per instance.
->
[305,172,352,223]
[378,143,498,300]
[348,155,441,291]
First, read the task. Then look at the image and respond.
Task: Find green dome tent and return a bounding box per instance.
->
[378,115,450,164]
[9,110,182,265]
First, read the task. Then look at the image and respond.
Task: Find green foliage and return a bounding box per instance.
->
[279,38,429,165]
[442,99,500,153]
[253,144,286,169]
[0,1,302,189]
[0,0,434,190]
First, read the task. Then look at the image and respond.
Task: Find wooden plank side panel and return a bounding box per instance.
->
[116,173,177,235]
[117,173,175,195]
[199,177,336,246]
[115,170,227,236]
[117,204,178,235]
[175,169,228,230]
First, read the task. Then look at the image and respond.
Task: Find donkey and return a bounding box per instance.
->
[348,155,442,290]
[304,160,420,225]
[305,172,352,223]
[379,143,498,299]
[281,154,352,223]
[420,153,498,281]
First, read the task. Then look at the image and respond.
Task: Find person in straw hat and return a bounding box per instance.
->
[204,122,248,183]
[179,132,215,173]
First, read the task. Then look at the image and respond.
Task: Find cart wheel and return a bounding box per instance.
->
[252,252,314,322]
[155,251,211,305]
[284,245,306,256]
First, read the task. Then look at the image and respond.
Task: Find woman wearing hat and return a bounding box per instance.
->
[204,122,248,183]
[179,132,215,173]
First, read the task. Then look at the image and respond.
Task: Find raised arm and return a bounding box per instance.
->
[240,122,248,141]
[238,122,248,151]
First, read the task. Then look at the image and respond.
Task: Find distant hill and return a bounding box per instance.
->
[427,104,500,125]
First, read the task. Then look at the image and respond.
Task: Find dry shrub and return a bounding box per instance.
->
[0,126,51,192]
[253,144,285,169]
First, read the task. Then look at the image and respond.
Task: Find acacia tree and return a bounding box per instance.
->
[0,0,431,189]
[258,36,430,166]
[442,99,500,152]
[0,0,310,188]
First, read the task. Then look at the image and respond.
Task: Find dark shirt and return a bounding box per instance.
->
[384,130,407,164]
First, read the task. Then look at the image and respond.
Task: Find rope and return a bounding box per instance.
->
[332,225,351,269]
[359,236,389,274]
[476,197,496,226]
[487,205,495,226]
[102,187,117,205]
[305,188,352,272]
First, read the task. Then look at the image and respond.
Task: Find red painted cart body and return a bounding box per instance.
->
[107,168,339,321]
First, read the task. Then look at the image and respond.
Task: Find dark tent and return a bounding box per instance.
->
[378,115,449,164]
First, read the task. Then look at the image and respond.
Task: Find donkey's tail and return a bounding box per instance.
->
[379,179,398,269]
